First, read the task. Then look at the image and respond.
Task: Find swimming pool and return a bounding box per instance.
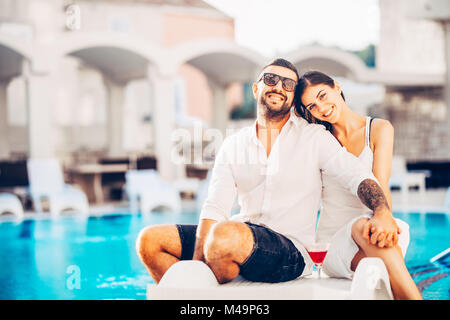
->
[0,211,448,300]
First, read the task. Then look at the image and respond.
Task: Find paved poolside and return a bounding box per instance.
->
[390,188,449,213]
[79,187,450,216]
[6,187,448,220]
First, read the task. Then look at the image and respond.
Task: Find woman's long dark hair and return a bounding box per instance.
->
[294,71,346,133]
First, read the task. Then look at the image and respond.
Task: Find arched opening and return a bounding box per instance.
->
[172,40,267,129]
[169,40,267,180]
[0,42,30,161]
[287,46,384,117]
[50,39,164,203]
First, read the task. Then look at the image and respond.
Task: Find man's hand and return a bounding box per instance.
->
[192,219,217,261]
[357,179,401,248]
[362,212,401,248]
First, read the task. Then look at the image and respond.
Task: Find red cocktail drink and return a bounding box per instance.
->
[305,243,330,278]
[307,250,328,265]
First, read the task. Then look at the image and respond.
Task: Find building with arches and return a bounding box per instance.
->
[1,0,448,198]
[0,0,267,188]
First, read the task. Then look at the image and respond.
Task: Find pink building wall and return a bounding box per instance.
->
[163,12,235,47]
[178,63,212,123]
[164,10,243,125]
[79,2,243,126]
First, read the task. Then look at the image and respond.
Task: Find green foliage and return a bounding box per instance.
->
[230,83,256,119]
[350,44,376,68]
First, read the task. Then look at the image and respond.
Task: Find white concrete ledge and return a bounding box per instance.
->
[147,258,393,300]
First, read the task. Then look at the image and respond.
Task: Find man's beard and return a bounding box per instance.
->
[259,94,291,121]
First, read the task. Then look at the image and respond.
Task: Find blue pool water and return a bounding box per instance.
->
[0,211,449,300]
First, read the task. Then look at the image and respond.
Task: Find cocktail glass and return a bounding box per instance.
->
[306,243,330,278]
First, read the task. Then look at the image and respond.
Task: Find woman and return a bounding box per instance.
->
[295,71,422,300]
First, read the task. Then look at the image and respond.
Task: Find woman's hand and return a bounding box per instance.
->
[362,214,401,248]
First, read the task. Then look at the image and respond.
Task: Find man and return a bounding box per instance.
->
[136,58,397,284]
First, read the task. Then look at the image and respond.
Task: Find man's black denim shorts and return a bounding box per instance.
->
[175,222,305,283]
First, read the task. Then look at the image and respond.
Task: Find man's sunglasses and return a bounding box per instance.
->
[258,73,297,92]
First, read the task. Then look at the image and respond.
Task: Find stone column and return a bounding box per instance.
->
[445,21,450,127]
[104,76,126,157]
[208,80,229,135]
[0,80,10,159]
[23,61,54,159]
[147,65,177,182]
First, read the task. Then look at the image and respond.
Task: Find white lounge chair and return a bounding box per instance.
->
[27,158,89,217]
[0,193,24,219]
[444,187,450,208]
[147,258,393,300]
[389,156,429,203]
[125,169,181,214]
[173,163,200,197]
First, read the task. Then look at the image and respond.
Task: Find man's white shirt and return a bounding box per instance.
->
[200,108,377,275]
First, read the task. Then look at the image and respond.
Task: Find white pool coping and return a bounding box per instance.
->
[146,259,394,300]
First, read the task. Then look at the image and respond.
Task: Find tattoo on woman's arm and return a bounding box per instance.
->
[357,179,390,211]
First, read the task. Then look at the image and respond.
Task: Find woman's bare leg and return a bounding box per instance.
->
[351,218,422,300]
